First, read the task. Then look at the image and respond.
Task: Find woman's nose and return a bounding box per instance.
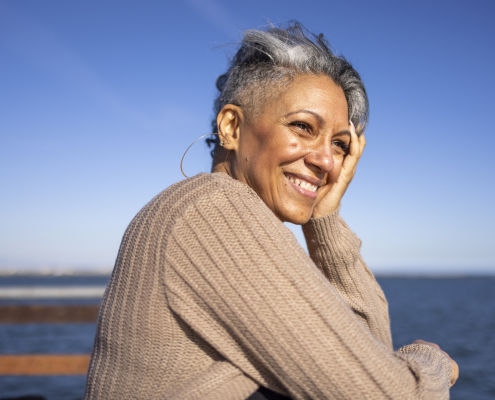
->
[304,145,334,174]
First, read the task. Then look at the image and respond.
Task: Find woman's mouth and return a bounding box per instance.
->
[284,173,319,199]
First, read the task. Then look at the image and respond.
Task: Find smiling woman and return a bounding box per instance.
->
[83,22,457,400]
[212,74,356,224]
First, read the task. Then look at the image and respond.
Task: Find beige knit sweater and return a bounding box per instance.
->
[84,172,452,399]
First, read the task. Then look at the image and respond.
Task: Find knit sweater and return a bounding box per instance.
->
[83,172,452,400]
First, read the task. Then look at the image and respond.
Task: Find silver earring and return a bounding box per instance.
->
[181,133,219,178]
[220,141,224,146]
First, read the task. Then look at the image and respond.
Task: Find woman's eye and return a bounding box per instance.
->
[332,141,349,154]
[289,121,311,133]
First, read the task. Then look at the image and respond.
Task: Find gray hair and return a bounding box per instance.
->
[207,21,369,157]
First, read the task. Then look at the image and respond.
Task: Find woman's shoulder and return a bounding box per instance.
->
[152,172,258,209]
[130,172,266,232]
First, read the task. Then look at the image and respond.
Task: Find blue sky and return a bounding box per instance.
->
[1,0,494,274]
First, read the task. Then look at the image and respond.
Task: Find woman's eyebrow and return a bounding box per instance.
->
[335,129,351,137]
[284,109,325,125]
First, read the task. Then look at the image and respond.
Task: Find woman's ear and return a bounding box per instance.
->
[217,105,244,151]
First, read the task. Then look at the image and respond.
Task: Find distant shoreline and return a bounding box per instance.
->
[0,270,494,279]
[0,270,112,277]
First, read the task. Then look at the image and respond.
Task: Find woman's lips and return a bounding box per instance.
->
[284,173,318,199]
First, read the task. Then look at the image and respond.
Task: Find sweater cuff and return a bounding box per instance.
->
[302,205,342,245]
[397,343,453,388]
[302,205,362,265]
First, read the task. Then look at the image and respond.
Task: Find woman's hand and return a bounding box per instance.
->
[413,340,459,386]
[312,121,366,219]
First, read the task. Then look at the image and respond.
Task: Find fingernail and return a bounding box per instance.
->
[349,120,355,132]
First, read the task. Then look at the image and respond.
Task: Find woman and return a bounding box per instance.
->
[84,22,458,399]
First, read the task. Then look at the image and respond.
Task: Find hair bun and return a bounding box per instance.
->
[216,74,228,91]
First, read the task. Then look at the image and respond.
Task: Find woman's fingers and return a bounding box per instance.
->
[449,357,459,386]
[340,121,363,182]
[311,121,365,218]
[351,129,366,175]
[348,121,361,157]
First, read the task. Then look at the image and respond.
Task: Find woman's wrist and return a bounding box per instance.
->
[311,202,341,219]
[302,205,342,246]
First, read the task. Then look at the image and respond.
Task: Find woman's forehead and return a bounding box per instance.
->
[265,75,348,121]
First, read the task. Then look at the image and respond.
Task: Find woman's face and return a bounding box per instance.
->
[231,74,351,224]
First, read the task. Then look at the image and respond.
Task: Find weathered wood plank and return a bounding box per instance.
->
[0,355,90,375]
[0,305,99,323]
[0,286,105,299]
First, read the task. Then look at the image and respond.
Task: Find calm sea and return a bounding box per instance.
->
[0,276,494,400]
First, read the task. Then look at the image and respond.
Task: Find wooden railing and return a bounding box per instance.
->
[0,304,99,375]
[0,355,91,375]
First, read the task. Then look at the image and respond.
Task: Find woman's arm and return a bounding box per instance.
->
[164,183,452,399]
[302,208,393,349]
[302,123,392,346]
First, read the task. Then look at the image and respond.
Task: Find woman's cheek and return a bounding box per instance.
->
[327,155,344,183]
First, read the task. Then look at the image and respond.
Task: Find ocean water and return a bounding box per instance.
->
[380,277,495,400]
[0,276,494,399]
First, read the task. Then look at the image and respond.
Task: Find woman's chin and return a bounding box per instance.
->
[279,206,313,225]
[287,218,311,226]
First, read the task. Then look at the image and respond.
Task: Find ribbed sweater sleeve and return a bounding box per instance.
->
[164,175,452,399]
[302,209,393,348]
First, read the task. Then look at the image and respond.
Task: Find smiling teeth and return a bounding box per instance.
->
[287,176,318,192]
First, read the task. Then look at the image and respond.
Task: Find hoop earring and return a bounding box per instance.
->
[181,133,219,178]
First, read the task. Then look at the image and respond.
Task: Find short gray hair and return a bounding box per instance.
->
[207,21,369,157]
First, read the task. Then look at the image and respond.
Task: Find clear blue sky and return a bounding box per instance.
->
[1,0,494,274]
